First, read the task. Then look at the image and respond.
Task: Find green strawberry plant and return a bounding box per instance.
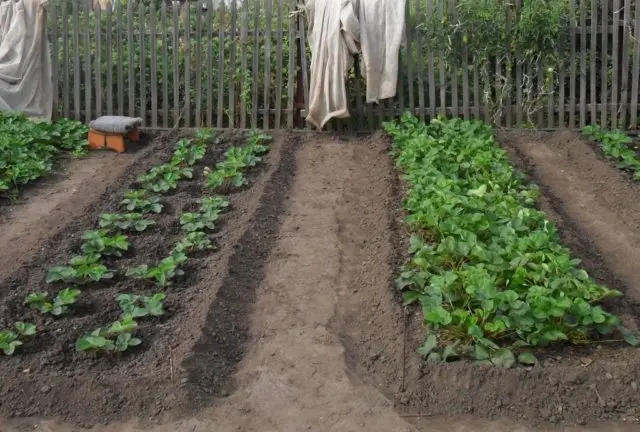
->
[125,251,187,287]
[99,212,156,232]
[582,125,640,180]
[120,189,164,214]
[81,230,129,257]
[76,317,141,353]
[384,114,638,367]
[0,322,36,355]
[26,288,81,316]
[116,293,165,319]
[171,137,207,167]
[172,231,214,254]
[180,213,207,233]
[138,164,193,193]
[46,254,114,284]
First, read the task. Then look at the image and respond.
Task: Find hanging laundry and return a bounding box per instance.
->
[303,0,406,129]
[304,0,360,130]
[0,0,53,120]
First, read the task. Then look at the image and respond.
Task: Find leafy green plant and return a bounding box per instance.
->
[116,293,165,319]
[171,137,207,167]
[99,212,156,232]
[76,317,141,353]
[125,251,187,287]
[0,322,36,355]
[172,231,214,254]
[138,163,193,193]
[26,288,81,316]
[81,230,129,257]
[0,112,88,197]
[46,254,114,284]
[384,113,637,367]
[120,189,164,214]
[582,125,640,180]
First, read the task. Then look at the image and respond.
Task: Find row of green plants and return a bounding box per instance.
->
[0,112,88,197]
[1,130,271,355]
[582,125,640,180]
[384,113,637,367]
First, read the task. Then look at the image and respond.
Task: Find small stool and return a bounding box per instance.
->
[88,116,143,153]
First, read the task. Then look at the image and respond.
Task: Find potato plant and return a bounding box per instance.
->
[172,231,214,254]
[0,322,36,355]
[120,189,164,214]
[81,230,129,257]
[76,317,141,353]
[125,251,187,288]
[117,293,165,319]
[46,254,114,285]
[99,212,156,233]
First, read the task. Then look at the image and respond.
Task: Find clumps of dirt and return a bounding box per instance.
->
[0,131,286,426]
[336,129,640,429]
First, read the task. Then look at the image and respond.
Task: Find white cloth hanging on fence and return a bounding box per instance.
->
[303,0,406,129]
[0,0,53,120]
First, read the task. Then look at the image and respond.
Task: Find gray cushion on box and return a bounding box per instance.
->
[89,116,143,134]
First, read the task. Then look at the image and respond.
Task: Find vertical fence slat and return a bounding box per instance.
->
[504,4,511,126]
[286,0,295,128]
[536,59,543,126]
[172,4,180,125]
[150,1,158,128]
[611,0,621,129]
[251,1,261,129]
[161,1,169,128]
[449,0,458,119]
[620,0,632,128]
[241,0,250,129]
[580,0,587,127]
[95,7,102,118]
[570,0,577,128]
[263,0,273,129]
[106,5,113,116]
[298,12,310,128]
[230,0,238,129]
[274,0,284,129]
[217,4,226,128]
[139,2,146,124]
[206,1,214,127]
[514,0,522,126]
[117,1,124,116]
[72,1,80,120]
[194,3,203,128]
[437,1,446,117]
[61,0,69,117]
[424,0,435,120]
[183,4,190,128]
[83,2,91,123]
[590,0,598,124]
[557,11,565,128]
[405,0,415,118]
[51,1,58,119]
[601,0,609,128]
[631,0,640,129]
[127,0,135,117]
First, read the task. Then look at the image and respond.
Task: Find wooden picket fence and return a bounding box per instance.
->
[46,0,640,131]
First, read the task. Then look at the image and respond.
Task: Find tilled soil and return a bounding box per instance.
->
[2,130,640,432]
[0,130,283,425]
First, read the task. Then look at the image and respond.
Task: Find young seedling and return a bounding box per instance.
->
[138,164,193,193]
[26,288,81,316]
[172,231,214,254]
[99,212,156,233]
[81,230,129,257]
[46,254,114,284]
[0,322,36,355]
[116,293,165,319]
[76,317,141,353]
[125,252,187,287]
[171,137,207,166]
[120,189,164,214]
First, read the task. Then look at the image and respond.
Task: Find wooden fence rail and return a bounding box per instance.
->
[46,0,640,131]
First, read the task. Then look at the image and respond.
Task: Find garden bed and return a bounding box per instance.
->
[0,129,282,425]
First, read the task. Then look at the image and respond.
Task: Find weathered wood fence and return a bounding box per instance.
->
[46,0,640,131]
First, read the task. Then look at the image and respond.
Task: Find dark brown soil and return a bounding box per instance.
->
[341,129,640,429]
[0,130,289,425]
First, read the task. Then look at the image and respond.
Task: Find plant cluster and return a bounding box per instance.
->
[204,130,271,189]
[384,113,637,367]
[582,125,640,180]
[0,322,36,355]
[26,288,81,316]
[0,112,88,197]
[117,293,165,319]
[76,317,141,353]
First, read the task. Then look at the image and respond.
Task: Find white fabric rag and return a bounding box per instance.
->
[304,0,406,129]
[0,0,53,120]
